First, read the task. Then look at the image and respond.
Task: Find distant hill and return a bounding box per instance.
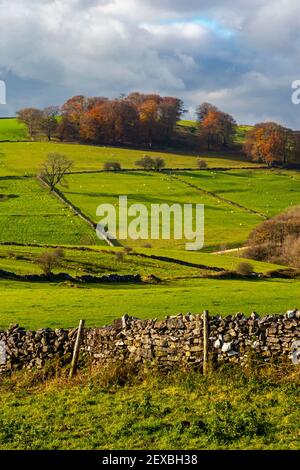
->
[177,119,253,144]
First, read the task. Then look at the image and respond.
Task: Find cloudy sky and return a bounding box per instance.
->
[0,0,300,127]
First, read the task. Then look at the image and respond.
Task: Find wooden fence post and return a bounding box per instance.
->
[69,320,85,378]
[203,310,209,375]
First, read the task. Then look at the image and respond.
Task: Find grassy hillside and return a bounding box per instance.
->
[62,171,262,251]
[0,136,298,331]
[0,365,298,450]
[0,118,28,141]
[0,122,299,452]
[0,178,101,245]
[0,142,258,177]
[178,119,198,129]
[178,170,300,217]
[235,125,253,144]
[178,120,253,144]
[0,244,212,278]
[0,244,285,277]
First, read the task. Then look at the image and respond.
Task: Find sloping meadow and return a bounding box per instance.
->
[62,171,263,251]
[0,178,101,245]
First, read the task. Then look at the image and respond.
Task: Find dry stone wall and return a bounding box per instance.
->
[85,312,300,369]
[0,325,77,371]
[1,311,300,372]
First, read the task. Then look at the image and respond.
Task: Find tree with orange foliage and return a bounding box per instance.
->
[197,103,236,150]
[79,103,106,143]
[244,122,296,166]
[57,95,87,140]
[196,102,218,122]
[138,99,159,147]
[200,109,221,150]
[58,95,106,141]
[80,99,139,145]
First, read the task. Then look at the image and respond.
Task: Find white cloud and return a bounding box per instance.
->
[0,0,299,127]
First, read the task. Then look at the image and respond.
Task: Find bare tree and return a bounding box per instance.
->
[36,248,65,276]
[17,108,43,139]
[153,157,165,171]
[39,153,73,191]
[197,159,208,169]
[135,155,154,170]
[135,155,165,171]
[39,106,59,141]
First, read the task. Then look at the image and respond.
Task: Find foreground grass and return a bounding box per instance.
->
[0,277,299,330]
[0,365,299,450]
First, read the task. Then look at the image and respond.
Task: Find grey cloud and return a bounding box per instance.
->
[0,0,299,127]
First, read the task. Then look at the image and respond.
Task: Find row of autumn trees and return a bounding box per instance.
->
[17,93,300,165]
[17,93,185,147]
[17,96,237,149]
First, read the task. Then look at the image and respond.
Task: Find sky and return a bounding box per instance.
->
[0,0,300,127]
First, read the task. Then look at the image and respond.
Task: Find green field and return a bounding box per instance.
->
[0,118,28,141]
[0,244,212,278]
[0,122,299,451]
[0,118,257,178]
[0,178,101,245]
[0,241,291,330]
[0,366,298,450]
[0,244,284,277]
[178,119,197,127]
[179,170,300,217]
[62,171,262,251]
[0,142,258,177]
[0,130,298,329]
[0,276,299,330]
